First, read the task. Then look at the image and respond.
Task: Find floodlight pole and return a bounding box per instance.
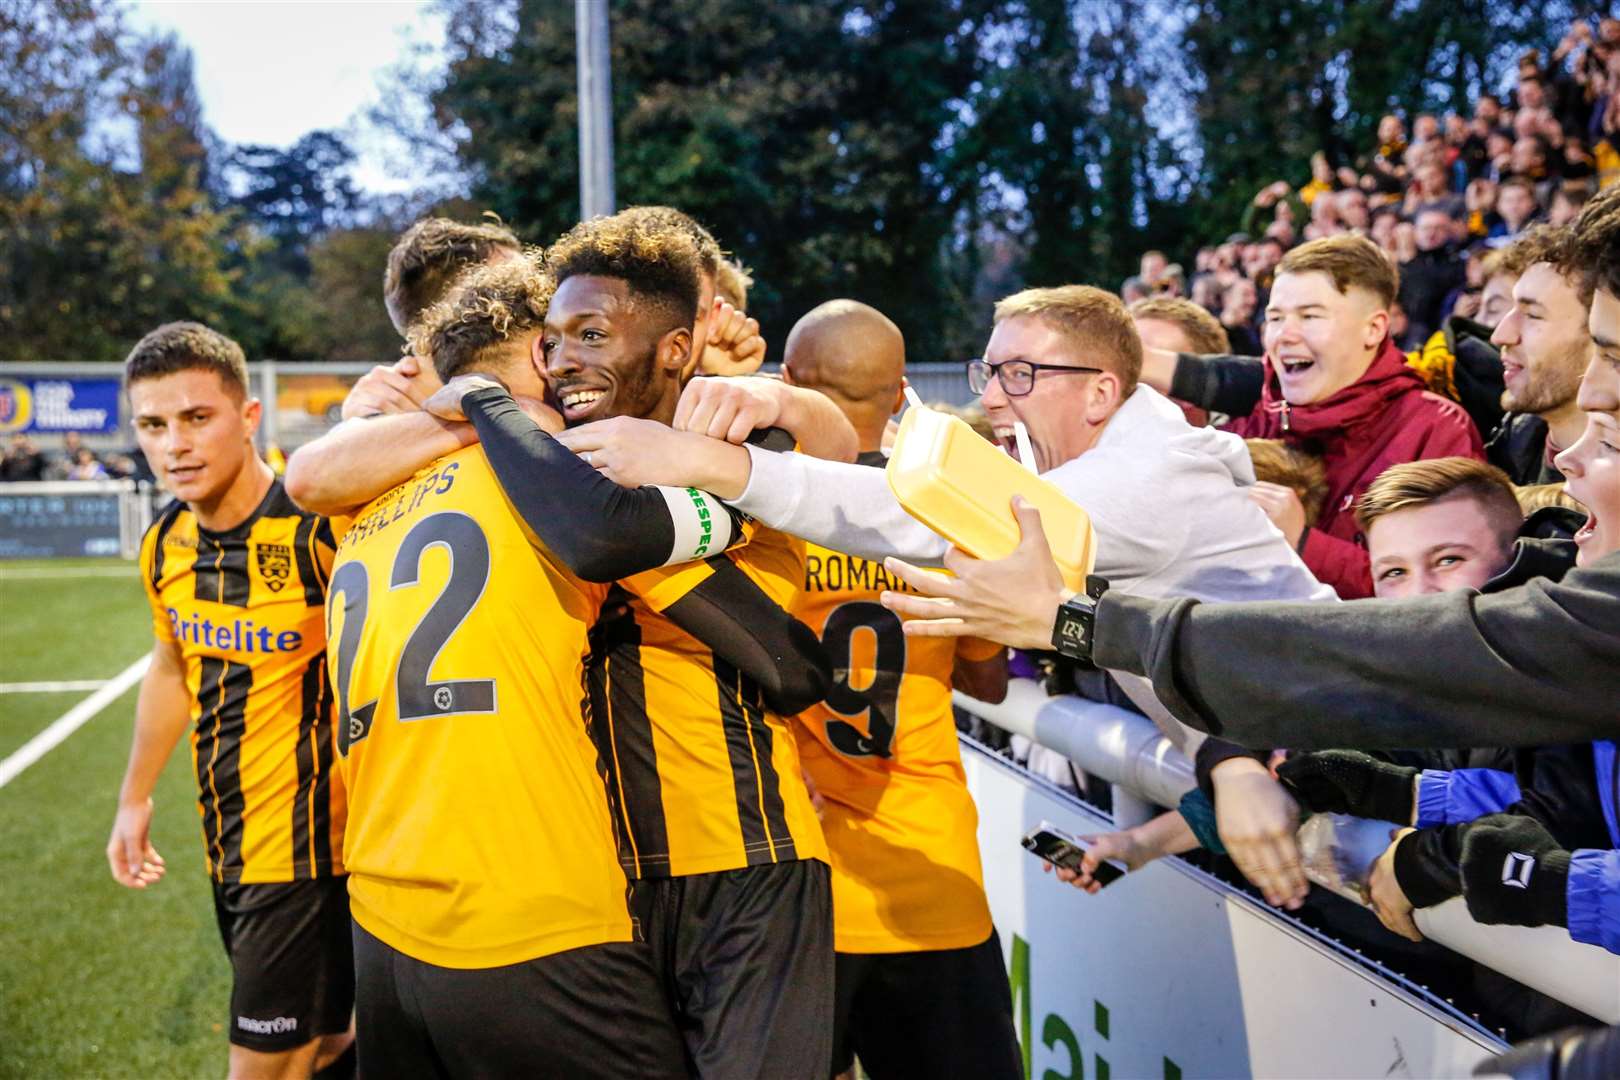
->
[576,0,616,218]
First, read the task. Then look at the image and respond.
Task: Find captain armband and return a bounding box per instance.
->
[653,486,746,566]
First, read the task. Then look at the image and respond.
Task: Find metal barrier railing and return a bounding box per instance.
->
[0,479,158,560]
[955,680,1620,1024]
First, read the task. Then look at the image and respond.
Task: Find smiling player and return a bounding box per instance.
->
[285,210,851,1078]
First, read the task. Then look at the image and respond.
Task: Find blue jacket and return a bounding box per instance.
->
[1416,740,1620,954]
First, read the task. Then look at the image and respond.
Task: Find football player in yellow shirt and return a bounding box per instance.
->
[328,255,752,1076]
[781,301,1022,1079]
[536,214,846,1078]
[108,323,353,1080]
[335,215,524,422]
[288,210,852,1078]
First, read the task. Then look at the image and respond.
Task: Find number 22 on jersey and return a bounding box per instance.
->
[326,512,498,754]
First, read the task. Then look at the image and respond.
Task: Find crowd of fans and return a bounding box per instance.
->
[0,431,141,482]
[1006,25,1620,1047]
[1135,21,1620,356]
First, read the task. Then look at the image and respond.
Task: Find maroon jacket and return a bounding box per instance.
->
[1225,338,1485,598]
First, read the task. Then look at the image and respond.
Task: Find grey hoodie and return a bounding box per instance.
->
[1093,550,1620,750]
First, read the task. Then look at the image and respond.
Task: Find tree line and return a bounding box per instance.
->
[0,0,1581,366]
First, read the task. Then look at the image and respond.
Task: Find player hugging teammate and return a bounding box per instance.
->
[107,207,1023,1080]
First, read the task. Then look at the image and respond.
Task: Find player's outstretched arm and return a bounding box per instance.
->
[555,417,756,498]
[558,417,950,568]
[675,376,858,462]
[106,639,190,889]
[461,383,743,582]
[657,559,832,715]
[284,412,475,516]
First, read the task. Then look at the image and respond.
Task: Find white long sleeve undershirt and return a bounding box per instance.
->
[730,443,950,566]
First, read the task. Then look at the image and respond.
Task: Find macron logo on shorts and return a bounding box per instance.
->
[1501,852,1536,889]
[237,1015,298,1035]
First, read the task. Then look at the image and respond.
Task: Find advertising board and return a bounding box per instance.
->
[961,741,1504,1079]
[0,377,122,435]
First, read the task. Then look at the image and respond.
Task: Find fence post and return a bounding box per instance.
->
[259,359,278,452]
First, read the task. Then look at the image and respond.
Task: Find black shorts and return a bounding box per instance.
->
[212,876,354,1052]
[633,858,835,1080]
[351,920,686,1079]
[832,927,1022,1080]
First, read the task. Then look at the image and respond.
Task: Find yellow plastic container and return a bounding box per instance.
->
[886,404,1097,591]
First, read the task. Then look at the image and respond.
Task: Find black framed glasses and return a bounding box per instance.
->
[965,358,1104,397]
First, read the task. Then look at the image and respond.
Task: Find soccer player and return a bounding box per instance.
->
[341,216,523,421]
[382,215,521,336]
[328,248,828,1075]
[288,209,850,1077]
[540,215,839,1078]
[107,322,353,1080]
[778,301,1023,1079]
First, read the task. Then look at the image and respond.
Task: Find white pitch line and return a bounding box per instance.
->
[0,655,150,790]
[0,566,135,580]
[0,680,109,694]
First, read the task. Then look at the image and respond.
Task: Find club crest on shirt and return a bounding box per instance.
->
[255,543,293,593]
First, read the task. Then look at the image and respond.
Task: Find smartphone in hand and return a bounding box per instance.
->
[1021,820,1127,888]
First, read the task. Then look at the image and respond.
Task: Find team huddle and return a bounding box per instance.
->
[105,208,1023,1079]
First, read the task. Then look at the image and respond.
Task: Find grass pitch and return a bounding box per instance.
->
[1,559,231,1079]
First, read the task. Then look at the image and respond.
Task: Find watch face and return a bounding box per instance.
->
[1052,601,1094,660]
[1056,614,1091,652]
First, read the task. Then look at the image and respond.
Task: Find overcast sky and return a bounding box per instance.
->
[125,0,447,193]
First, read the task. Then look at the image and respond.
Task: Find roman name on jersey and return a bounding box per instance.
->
[803,550,919,595]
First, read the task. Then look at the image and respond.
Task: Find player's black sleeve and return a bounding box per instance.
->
[463,386,737,583]
[661,558,831,715]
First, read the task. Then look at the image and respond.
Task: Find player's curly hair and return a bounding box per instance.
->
[611,205,722,284]
[544,210,705,335]
[408,249,553,382]
[1571,184,1620,304]
[384,216,521,336]
[124,322,249,398]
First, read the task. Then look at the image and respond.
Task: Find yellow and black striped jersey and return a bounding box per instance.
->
[588,523,828,879]
[139,478,346,885]
[327,446,702,969]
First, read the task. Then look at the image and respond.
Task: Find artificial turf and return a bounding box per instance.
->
[0,559,230,1078]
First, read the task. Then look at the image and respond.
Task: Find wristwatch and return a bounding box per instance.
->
[1050,575,1108,663]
